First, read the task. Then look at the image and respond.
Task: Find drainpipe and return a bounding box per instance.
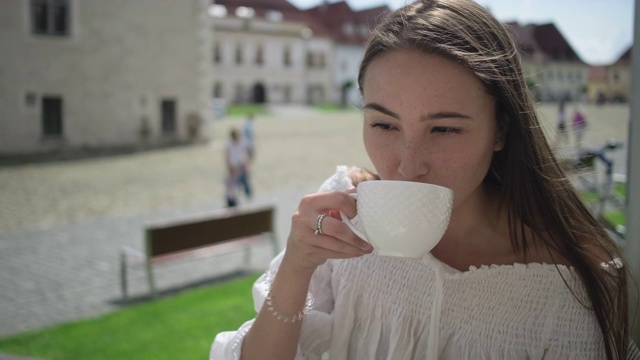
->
[627,0,640,343]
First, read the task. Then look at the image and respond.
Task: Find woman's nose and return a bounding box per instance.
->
[397,138,429,180]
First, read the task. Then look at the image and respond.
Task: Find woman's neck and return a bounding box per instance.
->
[431,184,570,270]
[431,185,514,270]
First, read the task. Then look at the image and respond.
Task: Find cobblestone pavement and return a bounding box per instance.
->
[0,104,629,341]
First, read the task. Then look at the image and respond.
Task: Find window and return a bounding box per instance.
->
[213,82,223,98]
[31,0,70,36]
[213,43,221,64]
[41,96,63,137]
[25,92,38,109]
[342,22,354,36]
[305,52,325,69]
[266,10,283,22]
[255,44,264,65]
[283,45,291,67]
[161,99,177,135]
[235,43,243,65]
[306,52,314,68]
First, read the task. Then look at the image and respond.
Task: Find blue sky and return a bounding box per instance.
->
[289,0,635,65]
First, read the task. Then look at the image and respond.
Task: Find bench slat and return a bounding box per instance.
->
[146,207,274,257]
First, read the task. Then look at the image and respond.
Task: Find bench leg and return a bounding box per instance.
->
[146,259,157,298]
[120,252,128,299]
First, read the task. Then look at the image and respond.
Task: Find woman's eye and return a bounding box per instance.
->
[432,126,461,135]
[371,122,396,131]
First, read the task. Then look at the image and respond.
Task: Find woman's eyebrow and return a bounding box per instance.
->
[363,103,399,119]
[421,112,472,121]
[364,102,472,121]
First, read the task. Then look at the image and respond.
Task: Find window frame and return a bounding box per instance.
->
[41,96,64,138]
[31,0,71,37]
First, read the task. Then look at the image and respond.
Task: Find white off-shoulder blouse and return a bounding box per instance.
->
[210,166,605,360]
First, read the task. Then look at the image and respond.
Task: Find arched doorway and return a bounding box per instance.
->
[252,83,267,103]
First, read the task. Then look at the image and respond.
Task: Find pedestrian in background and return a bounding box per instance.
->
[243,113,256,161]
[556,98,568,145]
[224,128,252,207]
[572,104,588,154]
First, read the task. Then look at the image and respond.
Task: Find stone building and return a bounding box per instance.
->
[210,0,389,107]
[583,46,631,104]
[507,22,588,102]
[302,2,390,107]
[5,0,622,156]
[0,0,213,155]
[211,0,331,105]
[607,47,632,103]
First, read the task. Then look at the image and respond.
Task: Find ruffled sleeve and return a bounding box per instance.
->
[317,165,356,193]
[210,165,356,360]
[210,253,335,359]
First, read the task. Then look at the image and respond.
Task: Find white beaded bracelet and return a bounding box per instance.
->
[264,270,314,323]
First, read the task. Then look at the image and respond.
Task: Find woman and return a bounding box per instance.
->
[212,0,628,358]
[572,104,588,154]
[556,98,568,144]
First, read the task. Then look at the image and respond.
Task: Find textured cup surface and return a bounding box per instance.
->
[341,180,453,258]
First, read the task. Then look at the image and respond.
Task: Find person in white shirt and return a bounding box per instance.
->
[212,0,629,358]
[224,128,251,207]
[243,113,256,161]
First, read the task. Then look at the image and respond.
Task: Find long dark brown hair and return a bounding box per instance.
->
[358,0,628,358]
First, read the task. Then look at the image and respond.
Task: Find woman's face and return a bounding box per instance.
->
[361,50,503,210]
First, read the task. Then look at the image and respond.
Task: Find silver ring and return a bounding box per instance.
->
[314,213,327,235]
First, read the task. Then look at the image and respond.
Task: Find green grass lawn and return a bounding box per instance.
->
[614,182,626,198]
[580,184,627,228]
[604,210,626,227]
[0,274,260,360]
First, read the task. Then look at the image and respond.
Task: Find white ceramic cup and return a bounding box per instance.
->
[340,180,454,258]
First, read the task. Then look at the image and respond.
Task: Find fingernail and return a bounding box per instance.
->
[361,243,373,251]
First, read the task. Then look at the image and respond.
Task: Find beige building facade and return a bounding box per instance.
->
[508,22,589,102]
[607,47,632,103]
[0,0,213,155]
[586,47,632,103]
[210,1,390,108]
[210,2,335,106]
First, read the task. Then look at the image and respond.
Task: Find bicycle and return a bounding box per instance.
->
[564,139,628,244]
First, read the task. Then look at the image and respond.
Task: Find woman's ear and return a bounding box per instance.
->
[494,133,505,151]
[494,112,508,151]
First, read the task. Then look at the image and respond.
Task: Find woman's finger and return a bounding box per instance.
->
[299,191,358,219]
[313,215,372,252]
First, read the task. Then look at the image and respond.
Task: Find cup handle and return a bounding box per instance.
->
[339,193,369,242]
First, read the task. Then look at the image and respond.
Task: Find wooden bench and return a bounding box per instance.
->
[120,205,278,299]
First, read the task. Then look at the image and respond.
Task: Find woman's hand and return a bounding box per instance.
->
[282,191,373,275]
